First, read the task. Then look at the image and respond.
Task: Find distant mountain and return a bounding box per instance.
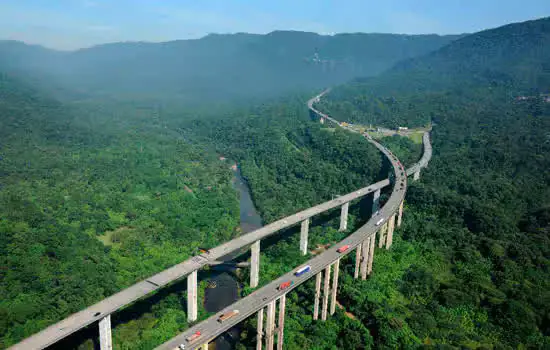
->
[342,17,550,96]
[0,31,462,102]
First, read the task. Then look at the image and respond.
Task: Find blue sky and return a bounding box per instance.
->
[1,0,549,50]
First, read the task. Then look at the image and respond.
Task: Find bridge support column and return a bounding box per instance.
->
[200,344,208,350]
[300,219,309,256]
[354,243,362,279]
[330,259,340,315]
[265,300,276,350]
[339,202,349,232]
[187,270,198,322]
[397,201,404,227]
[313,272,322,320]
[257,308,264,350]
[372,189,381,214]
[251,240,260,288]
[414,169,420,181]
[386,215,395,249]
[368,234,376,275]
[379,223,388,248]
[320,117,325,124]
[321,265,331,321]
[99,314,112,350]
[360,239,370,280]
[277,294,286,350]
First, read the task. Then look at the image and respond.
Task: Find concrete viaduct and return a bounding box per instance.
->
[9,90,431,350]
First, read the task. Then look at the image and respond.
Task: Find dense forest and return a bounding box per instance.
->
[0,73,244,348]
[228,17,550,349]
[1,15,550,350]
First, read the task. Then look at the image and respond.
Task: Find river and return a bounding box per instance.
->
[203,166,263,350]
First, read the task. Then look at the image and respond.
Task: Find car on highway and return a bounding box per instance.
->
[337,245,350,253]
[295,265,311,277]
[186,331,202,342]
[278,280,294,290]
[218,310,240,323]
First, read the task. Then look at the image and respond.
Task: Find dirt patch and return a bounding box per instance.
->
[336,300,357,320]
[183,185,193,193]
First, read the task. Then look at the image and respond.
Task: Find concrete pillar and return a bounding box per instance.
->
[257,308,264,350]
[330,259,340,315]
[300,219,309,256]
[313,272,321,320]
[386,215,395,249]
[372,189,381,214]
[354,243,362,279]
[251,240,260,288]
[414,169,420,180]
[187,270,198,322]
[360,239,370,280]
[277,295,286,350]
[379,223,387,248]
[368,234,376,275]
[397,201,404,227]
[339,202,349,231]
[99,315,112,350]
[320,117,325,124]
[265,300,276,350]
[321,265,331,321]
[200,344,208,350]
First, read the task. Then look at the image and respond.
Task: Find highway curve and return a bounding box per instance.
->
[156,92,431,350]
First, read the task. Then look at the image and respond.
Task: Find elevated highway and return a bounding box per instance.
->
[157,92,432,350]
[10,90,432,350]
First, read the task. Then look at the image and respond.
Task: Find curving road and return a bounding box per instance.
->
[156,92,431,350]
[10,90,431,350]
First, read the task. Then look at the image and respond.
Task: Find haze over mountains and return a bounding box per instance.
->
[0,31,462,102]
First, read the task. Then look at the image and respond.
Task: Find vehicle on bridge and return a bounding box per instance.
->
[375,218,384,226]
[295,265,311,277]
[337,245,350,253]
[186,331,202,342]
[278,280,295,290]
[218,310,240,323]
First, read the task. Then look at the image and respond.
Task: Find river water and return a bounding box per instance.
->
[203,166,263,350]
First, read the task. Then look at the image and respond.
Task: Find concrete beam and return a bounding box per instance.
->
[313,272,321,320]
[330,259,340,315]
[360,239,369,280]
[386,215,395,249]
[257,308,264,350]
[372,189,381,214]
[379,223,387,248]
[187,270,198,322]
[300,219,309,256]
[98,315,112,350]
[265,301,276,350]
[397,201,404,227]
[367,234,376,275]
[208,261,250,267]
[321,265,331,321]
[277,295,286,350]
[250,240,260,288]
[354,243,362,279]
[339,202,349,232]
[414,169,420,181]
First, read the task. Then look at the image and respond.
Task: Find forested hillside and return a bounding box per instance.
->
[290,17,550,348]
[0,73,243,348]
[0,31,461,103]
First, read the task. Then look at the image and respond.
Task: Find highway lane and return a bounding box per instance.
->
[8,105,391,350]
[10,90,429,350]
[156,95,424,350]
